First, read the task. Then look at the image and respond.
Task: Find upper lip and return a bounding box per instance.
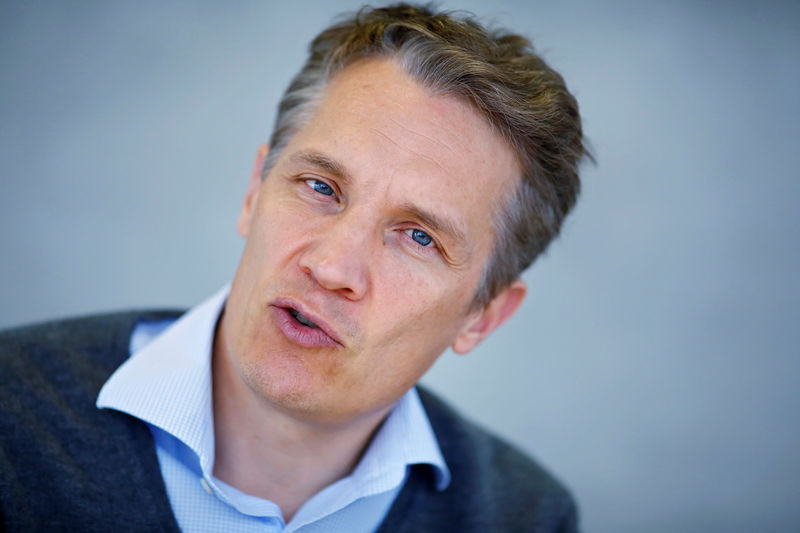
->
[272,297,344,347]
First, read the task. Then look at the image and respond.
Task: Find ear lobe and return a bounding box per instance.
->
[237,144,269,238]
[452,279,527,355]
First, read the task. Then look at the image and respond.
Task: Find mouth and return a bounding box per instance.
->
[288,308,320,329]
[271,299,343,349]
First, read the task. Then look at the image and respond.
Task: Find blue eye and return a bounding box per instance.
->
[305,179,334,196]
[406,229,433,247]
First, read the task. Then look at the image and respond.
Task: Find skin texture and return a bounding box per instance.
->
[212,58,527,520]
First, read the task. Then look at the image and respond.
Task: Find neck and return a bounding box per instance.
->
[210,316,390,522]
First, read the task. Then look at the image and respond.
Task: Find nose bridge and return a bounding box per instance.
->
[300,207,373,298]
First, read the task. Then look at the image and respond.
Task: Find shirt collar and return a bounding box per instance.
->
[97,285,227,474]
[97,285,450,492]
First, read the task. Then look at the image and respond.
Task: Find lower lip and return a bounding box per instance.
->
[272,306,340,348]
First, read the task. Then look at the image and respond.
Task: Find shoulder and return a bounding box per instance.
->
[0,310,186,531]
[0,309,186,418]
[0,309,184,390]
[0,309,184,352]
[395,386,578,532]
[0,310,186,428]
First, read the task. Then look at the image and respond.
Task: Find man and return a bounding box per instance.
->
[1,4,588,532]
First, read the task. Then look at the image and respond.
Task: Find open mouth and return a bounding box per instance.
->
[271,301,341,349]
[288,308,319,329]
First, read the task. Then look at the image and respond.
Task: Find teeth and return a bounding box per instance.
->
[290,308,319,329]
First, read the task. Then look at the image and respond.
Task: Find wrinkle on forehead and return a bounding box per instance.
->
[386,116,457,156]
[368,127,451,178]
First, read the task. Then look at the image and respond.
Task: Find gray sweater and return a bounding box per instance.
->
[0,311,578,532]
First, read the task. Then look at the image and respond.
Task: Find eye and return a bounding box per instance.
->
[404,228,433,247]
[304,178,335,197]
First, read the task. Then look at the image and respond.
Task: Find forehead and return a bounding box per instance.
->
[281,58,520,254]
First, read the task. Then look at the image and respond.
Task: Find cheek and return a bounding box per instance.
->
[244,199,313,261]
[357,295,467,400]
[368,265,471,354]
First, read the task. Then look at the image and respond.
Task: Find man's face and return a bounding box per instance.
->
[219,59,523,425]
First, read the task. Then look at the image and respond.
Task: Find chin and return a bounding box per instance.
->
[239,352,328,413]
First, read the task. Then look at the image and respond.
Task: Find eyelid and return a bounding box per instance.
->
[302,176,340,200]
[403,228,434,247]
[401,227,440,256]
[399,221,466,267]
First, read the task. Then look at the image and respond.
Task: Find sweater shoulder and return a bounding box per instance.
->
[0,309,184,355]
[0,309,185,427]
[0,310,185,532]
[0,310,184,382]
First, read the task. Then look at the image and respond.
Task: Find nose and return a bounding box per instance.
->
[298,213,370,300]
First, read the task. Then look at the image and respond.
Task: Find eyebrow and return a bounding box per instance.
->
[288,150,351,185]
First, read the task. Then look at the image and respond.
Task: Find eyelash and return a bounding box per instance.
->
[302,177,439,253]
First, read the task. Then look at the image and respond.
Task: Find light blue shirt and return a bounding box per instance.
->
[97,286,450,532]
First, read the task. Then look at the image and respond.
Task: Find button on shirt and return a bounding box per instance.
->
[97,286,450,532]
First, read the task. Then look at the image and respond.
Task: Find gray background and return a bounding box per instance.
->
[1,1,798,531]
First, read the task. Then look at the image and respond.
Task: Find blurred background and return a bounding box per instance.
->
[1,1,798,531]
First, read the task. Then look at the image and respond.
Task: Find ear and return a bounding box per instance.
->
[237,144,269,238]
[452,279,527,355]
